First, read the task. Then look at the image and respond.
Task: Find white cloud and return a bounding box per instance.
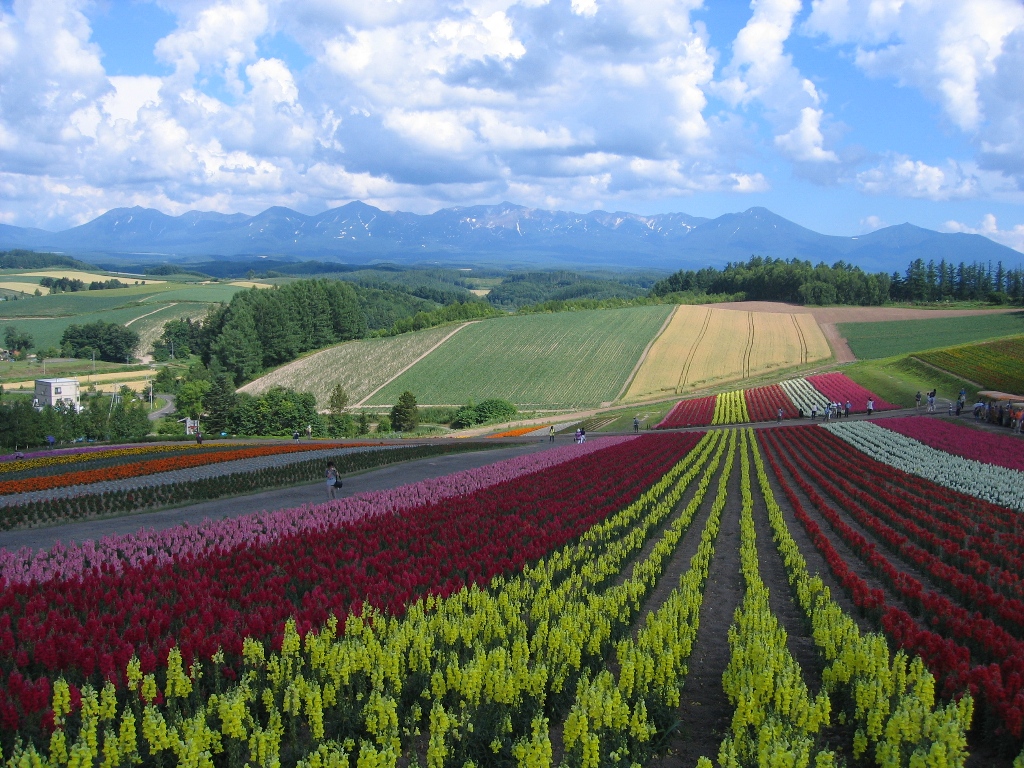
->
[717,0,838,166]
[945,214,1024,253]
[859,214,886,232]
[805,0,1024,181]
[774,107,838,163]
[856,154,978,200]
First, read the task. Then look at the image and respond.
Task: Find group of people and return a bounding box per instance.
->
[974,399,1024,433]
[915,389,939,412]
[808,400,860,420]
[573,427,587,444]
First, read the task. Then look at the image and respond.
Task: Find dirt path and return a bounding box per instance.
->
[353,322,474,407]
[651,442,743,766]
[124,303,177,326]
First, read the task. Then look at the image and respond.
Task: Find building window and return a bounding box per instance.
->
[54,387,62,395]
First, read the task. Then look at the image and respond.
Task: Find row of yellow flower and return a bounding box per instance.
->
[0,443,210,475]
[3,429,977,768]
[711,390,749,426]
[710,430,835,766]
[690,432,973,767]
[5,432,730,768]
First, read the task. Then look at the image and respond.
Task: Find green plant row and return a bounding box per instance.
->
[0,443,498,531]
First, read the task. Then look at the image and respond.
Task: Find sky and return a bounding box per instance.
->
[0,0,1023,252]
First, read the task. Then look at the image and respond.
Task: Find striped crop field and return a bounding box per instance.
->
[916,336,1024,395]
[625,305,830,400]
[367,305,673,408]
[241,323,462,407]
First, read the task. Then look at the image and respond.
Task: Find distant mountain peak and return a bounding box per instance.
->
[0,201,1019,271]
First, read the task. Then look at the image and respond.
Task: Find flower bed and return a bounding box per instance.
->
[0,433,694,735]
[656,394,716,428]
[778,377,829,413]
[0,442,377,495]
[826,421,1024,511]
[760,426,1024,742]
[743,383,799,421]
[0,436,637,584]
[881,416,1024,471]
[806,372,897,411]
[0,444,205,475]
[487,425,547,438]
[711,389,748,425]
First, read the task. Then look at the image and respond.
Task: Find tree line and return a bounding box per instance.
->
[0,388,151,449]
[650,255,1024,306]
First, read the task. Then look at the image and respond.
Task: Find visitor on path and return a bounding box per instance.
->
[633,417,640,433]
[915,391,922,409]
[580,428,586,444]
[948,402,954,416]
[326,461,340,500]
[867,398,874,416]
[306,424,313,439]
[293,430,301,442]
[574,428,582,444]
[845,400,852,418]
[196,431,203,445]
[956,400,962,416]
[776,407,783,424]
[811,404,818,421]
[549,425,556,442]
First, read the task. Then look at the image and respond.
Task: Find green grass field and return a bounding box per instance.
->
[915,336,1024,394]
[367,305,673,408]
[843,356,980,408]
[840,311,1024,359]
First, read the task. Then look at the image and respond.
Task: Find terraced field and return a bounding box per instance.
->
[368,305,673,408]
[241,323,465,407]
[625,305,830,400]
[916,336,1024,395]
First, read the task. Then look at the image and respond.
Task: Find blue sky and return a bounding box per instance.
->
[1,0,1022,253]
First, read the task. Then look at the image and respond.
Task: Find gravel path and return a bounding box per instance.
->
[0,438,563,553]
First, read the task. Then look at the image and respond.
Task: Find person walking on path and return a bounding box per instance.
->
[845,400,852,418]
[776,407,783,424]
[915,391,922,409]
[811,404,818,421]
[306,424,313,439]
[293,430,301,442]
[867,398,874,417]
[574,428,581,444]
[580,428,586,444]
[326,461,340,500]
[633,416,640,433]
[549,425,555,442]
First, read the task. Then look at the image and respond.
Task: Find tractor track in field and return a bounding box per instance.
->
[740,311,755,378]
[676,307,712,394]
[791,312,809,364]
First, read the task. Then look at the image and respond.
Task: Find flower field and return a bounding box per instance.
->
[916,336,1024,395]
[657,373,891,428]
[880,416,1024,471]
[4,414,1016,766]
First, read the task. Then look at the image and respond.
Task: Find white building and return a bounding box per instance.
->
[33,378,81,412]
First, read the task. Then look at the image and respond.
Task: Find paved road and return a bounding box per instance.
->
[148,393,175,421]
[0,437,568,553]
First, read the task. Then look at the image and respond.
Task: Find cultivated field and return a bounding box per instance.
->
[840,311,1024,359]
[625,305,830,400]
[241,323,463,407]
[916,336,1024,395]
[368,305,673,408]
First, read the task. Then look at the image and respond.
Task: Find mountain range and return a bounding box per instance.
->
[0,202,1018,272]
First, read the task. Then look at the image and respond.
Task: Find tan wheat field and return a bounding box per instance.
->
[624,305,831,400]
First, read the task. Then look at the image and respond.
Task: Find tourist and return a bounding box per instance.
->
[867,398,874,416]
[549,425,556,442]
[811,404,818,421]
[326,461,340,500]
[915,391,922,409]
[633,416,640,433]
[845,400,851,418]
